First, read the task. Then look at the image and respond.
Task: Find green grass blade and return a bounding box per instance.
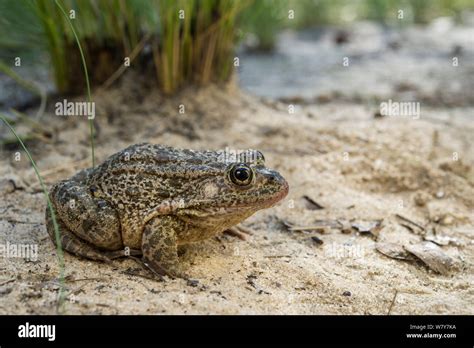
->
[54,0,95,168]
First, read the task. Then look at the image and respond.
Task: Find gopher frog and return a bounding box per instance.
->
[45,143,289,278]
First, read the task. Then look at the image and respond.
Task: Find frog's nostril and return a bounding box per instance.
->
[270,173,285,184]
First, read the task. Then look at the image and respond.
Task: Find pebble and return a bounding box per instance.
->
[0,179,16,194]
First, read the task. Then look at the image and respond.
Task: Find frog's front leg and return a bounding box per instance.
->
[141,215,187,279]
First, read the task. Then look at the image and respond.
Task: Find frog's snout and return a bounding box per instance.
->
[264,170,289,204]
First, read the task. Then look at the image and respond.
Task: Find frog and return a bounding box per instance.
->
[45,143,289,278]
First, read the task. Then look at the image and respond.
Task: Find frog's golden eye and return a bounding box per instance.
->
[229,164,253,186]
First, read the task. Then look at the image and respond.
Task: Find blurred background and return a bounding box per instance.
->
[0,0,473,111]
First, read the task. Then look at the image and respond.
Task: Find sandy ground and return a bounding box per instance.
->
[0,77,473,314]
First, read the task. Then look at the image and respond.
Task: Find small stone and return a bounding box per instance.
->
[311,236,324,245]
[413,191,431,207]
[339,220,352,234]
[0,174,25,194]
[440,215,454,226]
[376,242,416,261]
[404,241,457,275]
[425,234,459,246]
[0,286,13,295]
[0,179,16,194]
[342,291,351,296]
[186,279,199,287]
[435,191,445,199]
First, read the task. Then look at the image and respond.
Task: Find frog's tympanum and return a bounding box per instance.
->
[46,143,289,278]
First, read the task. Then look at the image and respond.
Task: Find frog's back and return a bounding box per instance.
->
[98,143,224,172]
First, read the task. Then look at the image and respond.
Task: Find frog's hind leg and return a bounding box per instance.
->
[45,208,111,262]
[49,180,122,251]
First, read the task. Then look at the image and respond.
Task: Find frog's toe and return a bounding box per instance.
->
[143,259,186,279]
[224,225,254,240]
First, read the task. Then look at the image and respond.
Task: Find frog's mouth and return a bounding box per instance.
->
[177,174,289,218]
[197,180,289,215]
[268,180,289,206]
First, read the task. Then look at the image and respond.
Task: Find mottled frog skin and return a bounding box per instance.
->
[45,143,289,278]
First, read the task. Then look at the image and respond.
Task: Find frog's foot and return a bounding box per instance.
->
[121,257,165,282]
[224,225,254,241]
[46,209,111,263]
[142,259,189,280]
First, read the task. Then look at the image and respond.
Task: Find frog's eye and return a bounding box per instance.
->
[229,164,253,186]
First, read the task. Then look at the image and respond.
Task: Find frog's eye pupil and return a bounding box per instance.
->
[235,168,249,181]
[230,164,253,186]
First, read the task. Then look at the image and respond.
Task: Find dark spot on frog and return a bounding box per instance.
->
[144,181,153,188]
[90,185,99,196]
[82,219,95,233]
[152,252,162,263]
[126,187,140,196]
[97,200,108,208]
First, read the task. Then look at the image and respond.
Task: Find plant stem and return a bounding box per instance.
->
[54,0,95,168]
